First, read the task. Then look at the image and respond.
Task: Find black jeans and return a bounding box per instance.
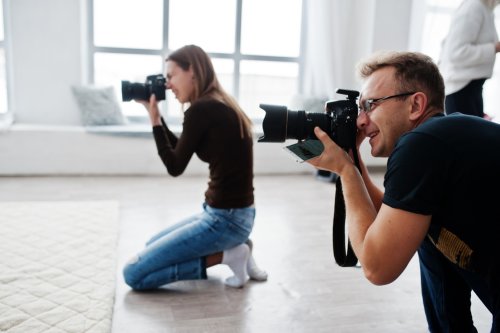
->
[444,78,487,117]
[418,237,499,333]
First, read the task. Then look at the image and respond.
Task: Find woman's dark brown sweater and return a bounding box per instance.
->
[152,99,254,208]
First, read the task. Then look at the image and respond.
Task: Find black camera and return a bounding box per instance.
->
[258,89,360,151]
[121,74,166,102]
[259,89,361,268]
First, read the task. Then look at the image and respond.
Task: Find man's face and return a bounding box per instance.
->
[356,67,413,158]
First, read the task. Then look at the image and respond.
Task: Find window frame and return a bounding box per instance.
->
[87,0,305,125]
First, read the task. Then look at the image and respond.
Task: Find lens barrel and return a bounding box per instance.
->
[121,81,149,102]
[258,104,331,142]
[121,74,166,102]
[258,104,288,142]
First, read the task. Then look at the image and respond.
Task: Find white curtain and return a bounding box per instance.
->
[302,0,370,99]
[302,0,414,100]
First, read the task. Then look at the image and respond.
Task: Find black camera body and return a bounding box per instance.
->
[121,74,166,102]
[258,89,360,151]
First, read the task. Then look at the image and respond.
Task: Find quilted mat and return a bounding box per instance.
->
[0,201,119,333]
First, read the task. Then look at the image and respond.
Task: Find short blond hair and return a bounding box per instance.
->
[357,51,445,111]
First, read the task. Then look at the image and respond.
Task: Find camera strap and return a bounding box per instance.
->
[332,149,361,267]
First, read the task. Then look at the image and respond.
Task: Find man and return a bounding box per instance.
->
[308,51,500,332]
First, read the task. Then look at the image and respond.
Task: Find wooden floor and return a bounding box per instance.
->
[0,173,491,332]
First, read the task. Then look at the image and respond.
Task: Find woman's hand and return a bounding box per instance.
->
[135,94,162,126]
[307,127,353,175]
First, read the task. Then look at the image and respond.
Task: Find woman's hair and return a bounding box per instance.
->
[357,51,445,111]
[166,45,252,138]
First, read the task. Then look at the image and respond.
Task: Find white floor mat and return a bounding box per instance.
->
[0,201,119,333]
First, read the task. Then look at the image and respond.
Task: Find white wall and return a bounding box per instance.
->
[9,0,84,125]
[0,125,382,176]
[302,0,415,98]
[371,0,413,52]
[0,0,417,175]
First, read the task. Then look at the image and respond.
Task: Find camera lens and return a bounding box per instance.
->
[258,104,288,142]
[121,74,167,102]
[258,104,330,142]
[121,81,149,102]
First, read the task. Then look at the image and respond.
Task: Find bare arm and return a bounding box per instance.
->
[309,127,430,284]
[361,204,430,284]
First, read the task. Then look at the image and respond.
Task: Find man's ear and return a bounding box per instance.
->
[409,92,427,121]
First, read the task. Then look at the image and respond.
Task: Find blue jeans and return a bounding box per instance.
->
[123,203,255,290]
[418,237,499,333]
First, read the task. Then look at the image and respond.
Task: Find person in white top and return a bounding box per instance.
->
[438,0,500,119]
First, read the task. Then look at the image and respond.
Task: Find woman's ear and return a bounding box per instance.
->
[409,92,427,121]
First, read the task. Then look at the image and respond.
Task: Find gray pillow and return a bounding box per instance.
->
[71,85,127,126]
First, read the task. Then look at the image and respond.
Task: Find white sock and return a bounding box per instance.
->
[222,244,249,288]
[247,255,268,281]
[245,239,268,281]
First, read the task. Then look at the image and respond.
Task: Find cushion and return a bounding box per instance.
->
[71,85,127,126]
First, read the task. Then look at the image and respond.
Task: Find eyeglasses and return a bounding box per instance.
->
[359,92,415,114]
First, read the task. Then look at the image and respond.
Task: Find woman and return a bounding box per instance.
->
[438,0,500,119]
[123,45,267,290]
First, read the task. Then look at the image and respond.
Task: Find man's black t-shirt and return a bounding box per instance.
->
[383,113,500,272]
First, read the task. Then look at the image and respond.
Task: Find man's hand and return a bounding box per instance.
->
[307,127,353,176]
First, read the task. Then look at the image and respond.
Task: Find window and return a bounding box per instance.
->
[0,0,9,116]
[420,0,500,119]
[90,0,304,123]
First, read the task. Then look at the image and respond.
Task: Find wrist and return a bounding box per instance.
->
[338,162,359,180]
[150,114,162,126]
